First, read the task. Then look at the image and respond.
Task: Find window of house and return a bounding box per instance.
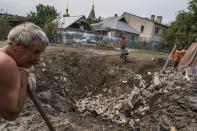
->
[155,27,160,34]
[130,36,134,41]
[140,25,144,32]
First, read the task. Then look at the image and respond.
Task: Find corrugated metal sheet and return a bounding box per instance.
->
[56,15,85,29]
[92,16,139,34]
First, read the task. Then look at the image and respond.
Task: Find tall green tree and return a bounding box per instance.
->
[161,0,197,50]
[0,9,10,40]
[43,17,59,42]
[28,4,58,42]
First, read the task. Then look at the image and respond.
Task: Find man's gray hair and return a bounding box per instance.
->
[7,22,49,47]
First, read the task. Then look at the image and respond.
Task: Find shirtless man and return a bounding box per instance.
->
[119,36,129,59]
[0,22,48,120]
[119,36,127,50]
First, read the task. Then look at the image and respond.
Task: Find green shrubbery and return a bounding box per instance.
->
[0,10,10,41]
[161,0,197,50]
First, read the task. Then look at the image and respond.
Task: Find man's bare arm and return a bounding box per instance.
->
[0,54,28,120]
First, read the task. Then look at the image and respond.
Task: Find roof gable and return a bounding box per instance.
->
[122,12,168,28]
[56,15,85,29]
[119,17,127,23]
[92,16,139,34]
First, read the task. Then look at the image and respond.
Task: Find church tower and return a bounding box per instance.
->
[63,2,70,17]
[88,1,96,21]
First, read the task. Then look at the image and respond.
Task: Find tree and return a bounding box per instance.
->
[28,4,58,42]
[87,16,104,24]
[43,17,59,42]
[0,9,10,40]
[161,0,197,50]
[97,16,104,22]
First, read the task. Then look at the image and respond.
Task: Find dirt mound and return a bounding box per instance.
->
[35,45,165,98]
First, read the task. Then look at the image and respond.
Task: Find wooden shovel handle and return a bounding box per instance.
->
[27,85,56,131]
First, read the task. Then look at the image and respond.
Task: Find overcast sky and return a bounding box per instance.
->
[0,0,190,24]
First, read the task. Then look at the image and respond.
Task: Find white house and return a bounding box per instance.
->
[122,12,168,43]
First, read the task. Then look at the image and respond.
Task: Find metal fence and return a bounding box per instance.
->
[101,36,160,51]
[60,32,161,51]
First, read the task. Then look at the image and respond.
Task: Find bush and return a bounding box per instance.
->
[96,42,114,49]
[0,14,10,40]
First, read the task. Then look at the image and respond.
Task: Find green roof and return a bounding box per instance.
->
[88,5,96,20]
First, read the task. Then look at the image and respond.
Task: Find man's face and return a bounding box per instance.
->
[15,40,46,68]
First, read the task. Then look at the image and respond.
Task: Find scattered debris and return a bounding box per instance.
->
[0,45,196,131]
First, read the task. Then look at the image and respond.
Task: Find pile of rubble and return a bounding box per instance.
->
[76,68,197,130]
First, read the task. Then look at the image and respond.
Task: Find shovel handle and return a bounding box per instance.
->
[27,86,56,131]
[161,44,177,72]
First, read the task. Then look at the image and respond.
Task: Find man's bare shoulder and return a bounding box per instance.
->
[0,51,19,89]
[0,51,17,72]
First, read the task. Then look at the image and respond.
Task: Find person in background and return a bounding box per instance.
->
[119,36,127,50]
[119,36,128,59]
[0,22,48,120]
[172,45,185,70]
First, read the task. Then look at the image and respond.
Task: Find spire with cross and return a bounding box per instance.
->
[88,0,96,21]
[63,2,70,17]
